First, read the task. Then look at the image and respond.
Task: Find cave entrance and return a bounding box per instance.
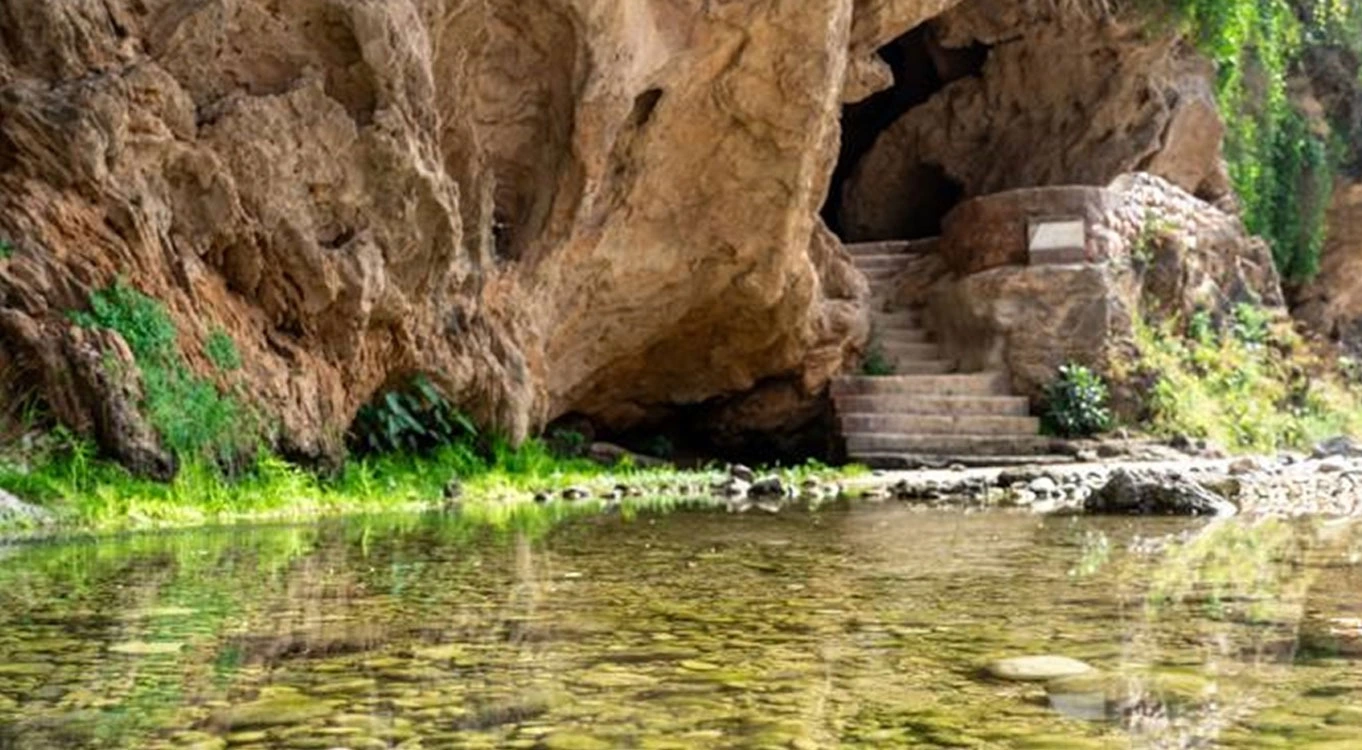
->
[822,23,986,242]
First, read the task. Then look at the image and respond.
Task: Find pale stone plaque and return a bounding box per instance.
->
[1027,218,1087,264]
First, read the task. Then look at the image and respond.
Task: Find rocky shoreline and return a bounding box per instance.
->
[848,441,1362,518]
[5,439,1362,541]
[515,439,1362,520]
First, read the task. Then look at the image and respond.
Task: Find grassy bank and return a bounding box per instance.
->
[0,434,861,536]
[1116,306,1362,454]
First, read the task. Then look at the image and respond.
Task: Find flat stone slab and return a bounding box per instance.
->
[985,655,1095,682]
[1028,218,1086,252]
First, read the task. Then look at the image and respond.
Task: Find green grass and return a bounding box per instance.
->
[0,434,864,536]
[1122,311,1362,453]
[0,238,13,260]
[70,280,256,465]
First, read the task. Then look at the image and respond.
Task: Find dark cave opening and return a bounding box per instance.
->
[821,24,988,242]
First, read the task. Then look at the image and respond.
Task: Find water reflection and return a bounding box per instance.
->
[0,507,1357,748]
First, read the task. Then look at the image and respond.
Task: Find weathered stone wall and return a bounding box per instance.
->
[925,174,1283,401]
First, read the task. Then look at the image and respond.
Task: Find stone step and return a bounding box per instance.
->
[879,359,956,376]
[856,453,1076,470]
[871,311,921,330]
[1029,246,1091,265]
[834,394,1030,416]
[845,238,940,257]
[878,341,941,360]
[845,433,1057,456]
[839,414,1040,435]
[875,328,930,344]
[833,372,1010,397]
[861,268,902,283]
[852,254,918,271]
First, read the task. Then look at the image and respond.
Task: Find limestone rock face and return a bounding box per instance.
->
[0,0,912,464]
[840,1,1228,242]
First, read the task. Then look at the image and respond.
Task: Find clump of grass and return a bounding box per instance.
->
[204,328,242,372]
[69,280,255,466]
[1126,306,1362,453]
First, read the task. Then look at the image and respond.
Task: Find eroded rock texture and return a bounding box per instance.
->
[839,0,1229,241]
[0,0,944,465]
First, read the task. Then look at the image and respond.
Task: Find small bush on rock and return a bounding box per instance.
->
[1042,363,1114,438]
[861,337,895,377]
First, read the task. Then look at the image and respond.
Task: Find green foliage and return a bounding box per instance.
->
[70,280,179,364]
[1187,308,1216,345]
[861,335,896,377]
[1140,0,1359,283]
[642,435,675,460]
[1132,314,1362,452]
[71,280,254,465]
[204,328,242,372]
[1230,302,1272,345]
[349,375,478,456]
[1041,363,1114,438]
[0,238,12,260]
[0,426,862,534]
[547,428,588,458]
[1132,210,1176,266]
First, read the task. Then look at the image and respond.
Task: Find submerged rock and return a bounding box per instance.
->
[107,641,185,656]
[208,687,333,730]
[1085,469,1237,517]
[985,655,1095,682]
[1045,671,1214,721]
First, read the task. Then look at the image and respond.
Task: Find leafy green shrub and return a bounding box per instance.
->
[1042,363,1114,438]
[861,336,895,377]
[1230,302,1271,346]
[70,280,254,465]
[547,428,588,458]
[349,375,477,456]
[1187,308,1216,345]
[642,435,674,460]
[0,238,12,260]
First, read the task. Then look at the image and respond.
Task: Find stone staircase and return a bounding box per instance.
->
[835,240,1055,467]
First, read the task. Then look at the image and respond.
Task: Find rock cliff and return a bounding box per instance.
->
[0,0,1295,467]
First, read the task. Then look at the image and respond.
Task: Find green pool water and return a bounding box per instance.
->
[0,503,1359,749]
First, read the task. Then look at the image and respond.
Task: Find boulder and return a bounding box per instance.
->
[985,655,1095,682]
[1085,469,1237,517]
